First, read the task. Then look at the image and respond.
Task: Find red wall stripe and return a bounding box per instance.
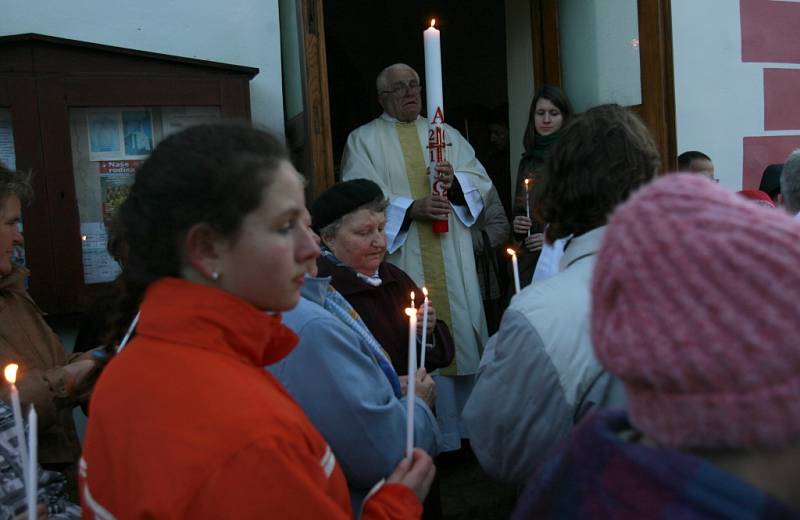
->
[742,135,800,189]
[764,68,800,131]
[741,0,800,63]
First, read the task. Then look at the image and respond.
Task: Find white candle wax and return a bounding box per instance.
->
[419,292,429,370]
[524,179,531,219]
[4,365,30,493]
[116,310,140,354]
[525,179,531,237]
[424,18,451,235]
[423,20,443,126]
[26,406,37,519]
[405,308,417,459]
[508,249,521,294]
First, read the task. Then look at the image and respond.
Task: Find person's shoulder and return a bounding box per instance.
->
[442,122,465,136]
[324,264,370,297]
[347,117,383,137]
[283,298,353,341]
[511,267,590,320]
[380,262,413,286]
[380,261,404,277]
[283,297,329,325]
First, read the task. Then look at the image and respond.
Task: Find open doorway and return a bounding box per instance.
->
[322,0,510,185]
[285,0,675,199]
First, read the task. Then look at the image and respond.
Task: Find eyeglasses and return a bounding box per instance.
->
[380,81,422,96]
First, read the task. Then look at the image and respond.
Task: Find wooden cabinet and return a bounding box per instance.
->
[0,34,257,314]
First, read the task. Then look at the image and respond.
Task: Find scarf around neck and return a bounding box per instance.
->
[320,249,382,287]
[526,131,561,163]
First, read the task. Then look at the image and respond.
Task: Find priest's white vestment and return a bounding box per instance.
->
[341,114,491,376]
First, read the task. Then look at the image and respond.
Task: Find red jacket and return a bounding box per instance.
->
[81,277,421,519]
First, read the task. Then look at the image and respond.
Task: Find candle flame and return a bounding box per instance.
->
[506,248,517,257]
[405,307,415,317]
[422,287,428,297]
[4,364,18,384]
[524,178,529,187]
[430,18,436,28]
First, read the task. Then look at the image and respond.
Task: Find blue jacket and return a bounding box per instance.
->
[269,276,440,513]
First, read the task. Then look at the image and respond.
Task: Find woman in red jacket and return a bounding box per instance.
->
[81,123,435,519]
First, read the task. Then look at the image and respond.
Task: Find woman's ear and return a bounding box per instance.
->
[183,222,226,281]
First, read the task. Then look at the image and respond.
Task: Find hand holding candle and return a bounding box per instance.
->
[404,308,417,459]
[507,248,521,295]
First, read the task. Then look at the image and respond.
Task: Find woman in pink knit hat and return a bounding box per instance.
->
[513,174,800,518]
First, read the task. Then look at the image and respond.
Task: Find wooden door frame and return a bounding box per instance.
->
[530,0,677,172]
[298,0,335,199]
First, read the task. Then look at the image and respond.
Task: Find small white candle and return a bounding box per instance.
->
[4,365,30,498]
[524,178,531,237]
[507,248,521,295]
[524,178,531,219]
[419,288,429,370]
[405,307,417,459]
[26,406,37,519]
[116,310,140,354]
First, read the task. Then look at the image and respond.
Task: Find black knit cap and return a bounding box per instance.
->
[311,178,385,232]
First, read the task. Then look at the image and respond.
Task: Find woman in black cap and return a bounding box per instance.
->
[311,179,455,379]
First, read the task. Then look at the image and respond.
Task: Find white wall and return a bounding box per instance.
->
[505,0,535,193]
[560,0,642,112]
[671,0,800,189]
[0,0,286,135]
[279,0,303,120]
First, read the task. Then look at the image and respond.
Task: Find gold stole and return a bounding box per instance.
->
[395,122,456,373]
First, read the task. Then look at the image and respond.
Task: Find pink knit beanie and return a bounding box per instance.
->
[591,174,800,449]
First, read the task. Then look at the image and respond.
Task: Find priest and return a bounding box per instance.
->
[341,62,492,452]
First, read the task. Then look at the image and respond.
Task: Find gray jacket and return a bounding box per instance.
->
[463,226,625,483]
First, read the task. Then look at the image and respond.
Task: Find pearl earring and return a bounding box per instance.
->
[211,271,220,281]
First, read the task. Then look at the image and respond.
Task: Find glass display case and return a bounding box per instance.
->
[0,34,256,313]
